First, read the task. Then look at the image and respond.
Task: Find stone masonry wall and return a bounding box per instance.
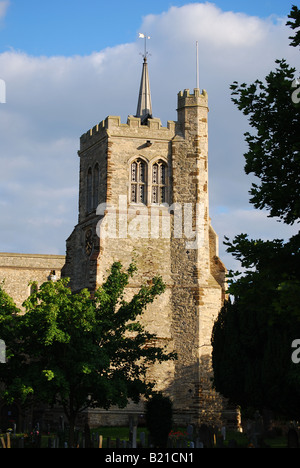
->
[0,253,65,309]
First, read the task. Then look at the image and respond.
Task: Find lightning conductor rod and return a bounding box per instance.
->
[196,41,199,90]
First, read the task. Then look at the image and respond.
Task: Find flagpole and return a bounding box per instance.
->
[196,41,199,89]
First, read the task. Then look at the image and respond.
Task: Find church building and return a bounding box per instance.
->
[62,53,227,427]
[0,45,231,430]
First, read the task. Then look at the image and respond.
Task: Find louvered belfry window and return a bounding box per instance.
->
[152,161,167,204]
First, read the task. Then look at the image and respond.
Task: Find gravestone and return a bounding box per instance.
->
[195,439,204,448]
[187,424,193,441]
[140,431,146,448]
[129,415,138,448]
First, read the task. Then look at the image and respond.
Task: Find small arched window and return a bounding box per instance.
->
[152,160,167,204]
[93,163,100,209]
[87,167,93,213]
[130,158,147,204]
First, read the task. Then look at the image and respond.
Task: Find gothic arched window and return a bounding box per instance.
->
[130,158,147,204]
[152,160,167,204]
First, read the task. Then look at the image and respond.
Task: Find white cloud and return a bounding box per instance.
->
[0,2,298,264]
[142,3,269,49]
[0,1,9,20]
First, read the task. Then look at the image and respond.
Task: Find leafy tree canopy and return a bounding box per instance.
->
[0,261,176,445]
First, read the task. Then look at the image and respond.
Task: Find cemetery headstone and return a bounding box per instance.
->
[187,424,193,441]
[195,439,204,448]
[140,431,146,448]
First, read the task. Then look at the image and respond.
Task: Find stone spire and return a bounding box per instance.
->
[135,56,152,124]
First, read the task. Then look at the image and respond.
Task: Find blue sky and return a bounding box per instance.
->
[0,1,298,270]
[0,0,295,56]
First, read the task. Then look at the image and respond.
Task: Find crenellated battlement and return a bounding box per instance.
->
[79,89,208,150]
[177,88,208,110]
[178,88,207,98]
[80,115,176,150]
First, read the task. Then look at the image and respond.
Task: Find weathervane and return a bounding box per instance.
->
[138,33,151,60]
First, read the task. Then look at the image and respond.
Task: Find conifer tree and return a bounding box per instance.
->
[212,6,300,421]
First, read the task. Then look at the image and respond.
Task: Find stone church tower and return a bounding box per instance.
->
[62,55,227,426]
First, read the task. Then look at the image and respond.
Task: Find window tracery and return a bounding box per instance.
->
[130,159,147,204]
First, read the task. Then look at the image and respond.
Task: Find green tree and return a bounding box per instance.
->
[0,281,20,348]
[230,37,299,223]
[0,262,176,446]
[212,6,300,420]
[0,283,30,405]
[287,4,300,48]
[212,235,300,417]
